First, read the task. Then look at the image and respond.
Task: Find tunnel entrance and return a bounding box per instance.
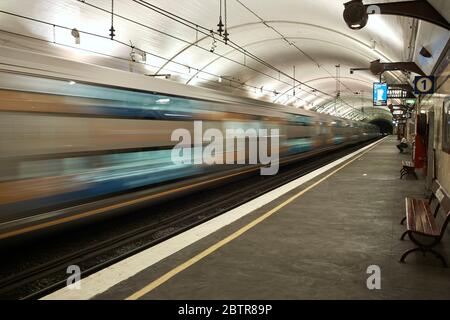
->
[369,119,394,135]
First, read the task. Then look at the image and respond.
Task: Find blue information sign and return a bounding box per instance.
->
[373,83,388,106]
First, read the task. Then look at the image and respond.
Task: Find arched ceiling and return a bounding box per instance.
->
[0,0,448,120]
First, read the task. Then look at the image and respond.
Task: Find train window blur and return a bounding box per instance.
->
[0,73,231,120]
[288,114,312,126]
[0,71,379,218]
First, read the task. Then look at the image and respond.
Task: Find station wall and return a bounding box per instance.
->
[423,42,450,191]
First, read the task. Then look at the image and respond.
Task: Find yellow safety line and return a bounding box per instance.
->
[125,138,385,300]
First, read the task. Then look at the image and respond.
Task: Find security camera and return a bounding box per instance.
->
[343,0,368,30]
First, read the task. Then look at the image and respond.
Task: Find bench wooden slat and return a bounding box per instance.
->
[415,199,425,233]
[405,197,439,236]
[402,160,414,167]
[417,200,428,234]
[401,180,450,267]
[421,200,436,235]
[419,199,435,235]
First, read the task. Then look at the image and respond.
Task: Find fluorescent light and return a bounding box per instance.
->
[156,98,171,104]
[163,113,190,117]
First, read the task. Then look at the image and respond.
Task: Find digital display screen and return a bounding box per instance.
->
[373,83,388,106]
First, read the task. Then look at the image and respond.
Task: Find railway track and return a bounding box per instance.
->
[0,138,379,299]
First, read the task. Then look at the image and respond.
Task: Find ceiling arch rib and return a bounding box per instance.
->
[138,0,412,120]
[161,17,403,120]
[186,36,378,85]
[158,19,396,100]
[185,39,381,108]
[183,49,379,117]
[158,20,394,78]
[273,76,374,104]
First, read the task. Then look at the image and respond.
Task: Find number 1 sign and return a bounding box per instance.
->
[414,76,435,95]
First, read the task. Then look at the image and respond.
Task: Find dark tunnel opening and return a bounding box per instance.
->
[369,119,394,135]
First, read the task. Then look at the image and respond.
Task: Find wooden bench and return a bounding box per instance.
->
[399,180,450,267]
[400,160,417,179]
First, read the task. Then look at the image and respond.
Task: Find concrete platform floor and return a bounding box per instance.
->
[96,137,450,299]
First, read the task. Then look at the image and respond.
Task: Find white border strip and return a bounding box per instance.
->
[42,137,386,300]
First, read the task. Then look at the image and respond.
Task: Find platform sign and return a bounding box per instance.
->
[414,76,435,95]
[373,82,388,106]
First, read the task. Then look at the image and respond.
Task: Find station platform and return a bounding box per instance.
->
[44,136,450,300]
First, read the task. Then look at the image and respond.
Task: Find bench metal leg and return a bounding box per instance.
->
[400,233,447,267]
[400,167,417,180]
[400,247,448,267]
[427,249,448,268]
[400,230,408,240]
[400,247,424,263]
[408,169,418,180]
[400,216,406,225]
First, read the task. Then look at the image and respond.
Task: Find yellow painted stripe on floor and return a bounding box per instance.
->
[125,139,384,300]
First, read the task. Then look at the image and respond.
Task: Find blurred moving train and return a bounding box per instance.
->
[0,46,380,239]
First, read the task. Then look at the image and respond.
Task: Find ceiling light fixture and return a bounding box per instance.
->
[223,0,230,44]
[292,66,296,97]
[109,0,116,40]
[217,0,224,36]
[71,28,80,44]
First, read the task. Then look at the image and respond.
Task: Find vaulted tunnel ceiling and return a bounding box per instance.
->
[0,0,449,121]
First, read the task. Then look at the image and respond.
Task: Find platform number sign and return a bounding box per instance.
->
[414,76,435,95]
